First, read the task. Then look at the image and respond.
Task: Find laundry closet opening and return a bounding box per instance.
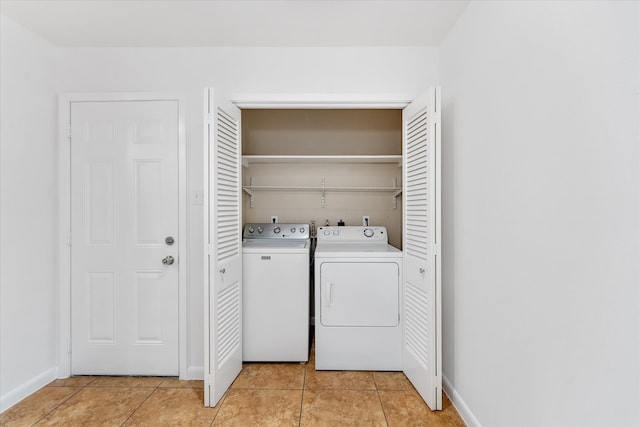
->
[240,109,404,248]
[206,89,441,409]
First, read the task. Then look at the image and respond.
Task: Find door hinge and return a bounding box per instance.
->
[207,113,213,126]
[433,243,439,255]
[67,123,72,141]
[67,231,72,246]
[68,342,72,354]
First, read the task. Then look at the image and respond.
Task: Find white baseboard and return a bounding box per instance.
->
[0,367,57,413]
[186,366,204,380]
[443,374,482,427]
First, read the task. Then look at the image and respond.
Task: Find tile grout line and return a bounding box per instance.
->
[209,378,231,426]
[373,372,391,427]
[210,396,223,427]
[29,377,95,427]
[298,365,308,427]
[118,380,162,427]
[375,386,391,427]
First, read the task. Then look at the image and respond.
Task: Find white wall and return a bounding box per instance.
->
[11,4,637,423]
[55,46,439,377]
[439,1,640,426]
[0,14,59,411]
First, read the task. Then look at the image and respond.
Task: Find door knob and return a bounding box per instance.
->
[162,256,175,265]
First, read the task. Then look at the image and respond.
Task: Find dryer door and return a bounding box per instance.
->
[319,262,399,327]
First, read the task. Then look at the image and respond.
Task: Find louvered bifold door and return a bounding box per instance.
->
[402,87,442,411]
[204,89,242,407]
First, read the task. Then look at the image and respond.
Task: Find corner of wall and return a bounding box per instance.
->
[0,11,60,412]
[443,375,481,427]
[0,368,58,413]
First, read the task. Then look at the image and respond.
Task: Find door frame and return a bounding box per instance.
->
[58,92,188,378]
[231,92,413,109]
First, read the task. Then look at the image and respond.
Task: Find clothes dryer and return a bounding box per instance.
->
[314,226,402,370]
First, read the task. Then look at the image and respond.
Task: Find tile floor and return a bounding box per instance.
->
[1,351,466,426]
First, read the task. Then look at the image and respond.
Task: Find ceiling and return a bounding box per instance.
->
[0,0,468,47]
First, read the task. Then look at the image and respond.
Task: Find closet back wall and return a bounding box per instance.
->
[242,109,403,247]
[55,46,439,377]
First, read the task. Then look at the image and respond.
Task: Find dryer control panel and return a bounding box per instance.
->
[316,226,388,243]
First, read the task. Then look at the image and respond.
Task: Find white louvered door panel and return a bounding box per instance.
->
[204,89,242,407]
[402,87,442,411]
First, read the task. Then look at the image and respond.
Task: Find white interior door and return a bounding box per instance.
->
[70,100,179,375]
[402,87,442,410]
[204,88,242,407]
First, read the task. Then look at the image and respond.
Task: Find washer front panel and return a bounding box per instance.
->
[242,222,310,362]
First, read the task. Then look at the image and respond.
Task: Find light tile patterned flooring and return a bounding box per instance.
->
[1,351,466,426]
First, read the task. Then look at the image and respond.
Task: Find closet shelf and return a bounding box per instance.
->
[242,185,401,193]
[242,155,402,167]
[243,176,402,209]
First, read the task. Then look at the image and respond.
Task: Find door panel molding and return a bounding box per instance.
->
[58,92,187,378]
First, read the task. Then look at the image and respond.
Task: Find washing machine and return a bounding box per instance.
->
[314,226,402,371]
[242,223,310,362]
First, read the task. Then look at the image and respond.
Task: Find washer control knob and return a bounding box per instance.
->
[323,230,330,236]
[363,228,374,238]
[299,227,305,233]
[257,226,263,234]
[291,227,296,233]
[273,226,281,234]
[333,230,339,236]
[247,226,255,233]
